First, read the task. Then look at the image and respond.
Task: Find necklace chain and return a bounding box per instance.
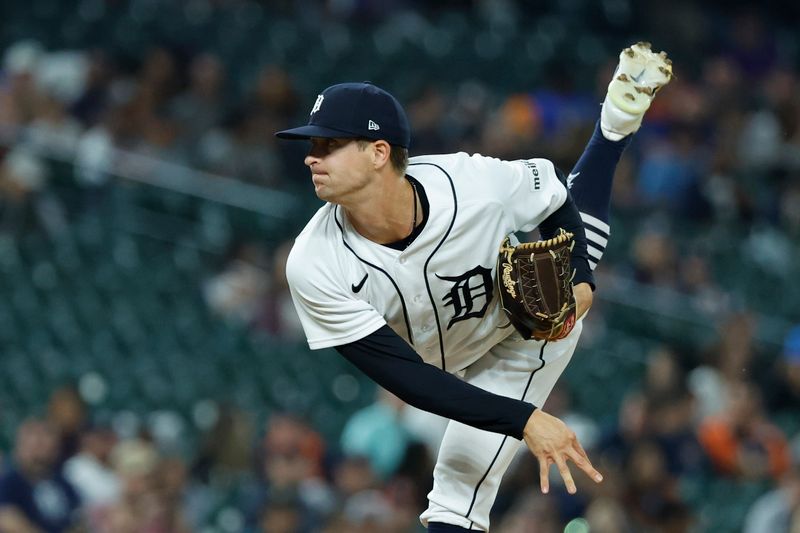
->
[409,177,418,235]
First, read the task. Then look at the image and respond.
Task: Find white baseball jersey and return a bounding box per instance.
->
[286,152,568,372]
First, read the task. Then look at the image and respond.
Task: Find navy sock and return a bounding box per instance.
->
[567,120,632,269]
[427,522,474,532]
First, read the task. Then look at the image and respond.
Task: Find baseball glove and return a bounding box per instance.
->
[497,230,577,341]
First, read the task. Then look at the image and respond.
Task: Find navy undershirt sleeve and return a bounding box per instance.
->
[568,120,631,226]
[538,167,595,290]
[336,325,536,440]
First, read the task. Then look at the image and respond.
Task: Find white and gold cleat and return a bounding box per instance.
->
[601,42,673,140]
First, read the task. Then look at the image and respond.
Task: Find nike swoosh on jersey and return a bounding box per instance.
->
[351,273,368,293]
[567,172,580,189]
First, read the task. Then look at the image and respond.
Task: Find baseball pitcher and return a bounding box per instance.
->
[276,43,672,532]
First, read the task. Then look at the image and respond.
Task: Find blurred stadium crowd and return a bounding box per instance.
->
[0,0,799,531]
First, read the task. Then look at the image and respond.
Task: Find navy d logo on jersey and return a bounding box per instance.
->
[436,265,494,330]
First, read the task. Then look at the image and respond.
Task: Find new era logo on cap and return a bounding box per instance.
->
[275,82,411,148]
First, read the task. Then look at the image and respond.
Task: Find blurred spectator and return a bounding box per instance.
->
[332,456,377,503]
[196,64,298,185]
[701,56,745,116]
[638,348,707,477]
[406,86,448,154]
[0,40,44,132]
[689,311,770,419]
[69,50,113,128]
[623,440,691,531]
[73,118,115,188]
[134,47,181,115]
[0,147,50,228]
[677,253,731,315]
[32,51,89,112]
[196,108,287,185]
[73,91,141,187]
[642,346,685,400]
[157,457,192,533]
[1,47,88,233]
[23,91,82,162]
[646,393,706,478]
[629,226,677,286]
[340,389,410,480]
[262,413,325,484]
[381,473,426,533]
[702,112,758,223]
[440,80,492,155]
[169,53,229,155]
[188,405,255,529]
[698,380,791,481]
[243,414,332,531]
[737,106,784,171]
[257,491,304,533]
[135,111,186,162]
[0,418,82,533]
[192,404,255,484]
[93,438,190,533]
[583,496,633,533]
[324,453,423,530]
[204,242,271,326]
[248,65,299,124]
[46,386,88,467]
[62,425,120,510]
[636,125,706,215]
[598,391,649,469]
[763,325,800,414]
[480,93,540,160]
[724,10,778,80]
[341,489,395,533]
[744,466,800,533]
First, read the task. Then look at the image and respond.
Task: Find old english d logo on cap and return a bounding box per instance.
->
[310,94,324,115]
[275,82,411,148]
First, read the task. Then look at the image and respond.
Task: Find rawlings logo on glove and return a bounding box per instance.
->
[497,230,577,341]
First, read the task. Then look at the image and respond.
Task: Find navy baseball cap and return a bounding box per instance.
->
[275,82,411,148]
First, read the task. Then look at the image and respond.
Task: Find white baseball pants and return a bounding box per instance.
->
[419,320,582,531]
